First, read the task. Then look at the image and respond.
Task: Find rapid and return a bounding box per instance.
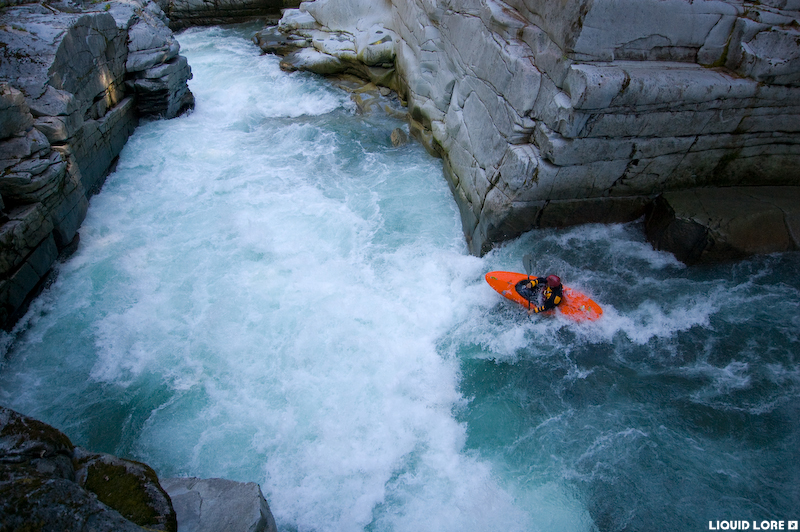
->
[1,24,798,532]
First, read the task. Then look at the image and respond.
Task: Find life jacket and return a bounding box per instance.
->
[543,285,563,309]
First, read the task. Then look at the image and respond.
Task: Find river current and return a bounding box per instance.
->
[1,25,799,532]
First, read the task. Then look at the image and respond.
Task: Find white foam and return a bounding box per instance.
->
[5,24,798,532]
[1,26,572,532]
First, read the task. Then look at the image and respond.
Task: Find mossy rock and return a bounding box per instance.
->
[1,407,152,531]
[0,407,74,458]
[75,450,177,532]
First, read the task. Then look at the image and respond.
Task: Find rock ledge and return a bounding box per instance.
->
[645,186,800,264]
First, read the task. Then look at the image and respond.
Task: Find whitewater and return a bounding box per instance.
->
[1,24,799,532]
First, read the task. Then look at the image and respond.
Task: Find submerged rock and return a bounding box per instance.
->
[391,127,409,147]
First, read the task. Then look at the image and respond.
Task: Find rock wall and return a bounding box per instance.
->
[263,0,800,256]
[645,186,800,264]
[165,0,300,29]
[0,0,193,329]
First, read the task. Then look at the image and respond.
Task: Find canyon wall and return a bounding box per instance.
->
[4,0,798,329]
[0,0,194,329]
[165,0,297,29]
[266,0,800,256]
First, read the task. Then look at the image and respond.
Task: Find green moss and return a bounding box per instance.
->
[0,415,74,453]
[83,461,159,528]
[706,36,732,68]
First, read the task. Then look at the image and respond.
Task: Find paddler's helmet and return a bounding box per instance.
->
[546,275,561,288]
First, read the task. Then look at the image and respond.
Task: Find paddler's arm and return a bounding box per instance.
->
[530,290,563,314]
[525,277,544,314]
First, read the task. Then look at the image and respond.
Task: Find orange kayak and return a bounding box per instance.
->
[485,271,603,322]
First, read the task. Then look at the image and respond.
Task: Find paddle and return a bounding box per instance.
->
[522,254,534,279]
[522,254,534,311]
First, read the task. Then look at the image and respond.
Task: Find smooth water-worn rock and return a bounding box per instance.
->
[161,477,278,532]
[0,406,176,532]
[0,0,193,328]
[265,0,800,257]
[645,187,800,264]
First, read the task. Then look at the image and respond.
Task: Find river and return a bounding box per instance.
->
[1,24,798,532]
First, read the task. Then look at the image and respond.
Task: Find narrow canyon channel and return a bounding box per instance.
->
[1,24,798,532]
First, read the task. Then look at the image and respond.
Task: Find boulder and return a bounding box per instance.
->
[161,477,278,532]
[0,406,176,532]
[73,448,177,532]
[269,10,401,89]
[644,187,800,264]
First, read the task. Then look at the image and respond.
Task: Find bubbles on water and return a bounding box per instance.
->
[452,223,800,531]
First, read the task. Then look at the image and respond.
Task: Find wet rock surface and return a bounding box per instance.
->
[645,186,800,264]
[262,0,800,257]
[0,406,281,532]
[0,406,176,532]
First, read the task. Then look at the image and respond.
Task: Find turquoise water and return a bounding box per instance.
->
[1,25,799,532]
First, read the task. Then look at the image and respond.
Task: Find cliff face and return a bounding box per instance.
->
[267,0,800,256]
[165,0,296,29]
[0,0,194,329]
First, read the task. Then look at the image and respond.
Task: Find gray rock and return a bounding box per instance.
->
[0,0,192,329]
[166,0,290,30]
[391,127,409,146]
[277,0,800,255]
[0,406,174,532]
[161,477,278,532]
[280,47,348,75]
[645,187,800,264]
[0,84,34,139]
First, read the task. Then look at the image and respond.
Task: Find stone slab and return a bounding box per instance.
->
[644,186,800,264]
[161,477,278,532]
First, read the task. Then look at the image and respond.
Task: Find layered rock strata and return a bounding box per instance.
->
[262,0,800,256]
[0,0,193,329]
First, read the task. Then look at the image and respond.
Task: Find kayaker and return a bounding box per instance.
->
[523,275,564,314]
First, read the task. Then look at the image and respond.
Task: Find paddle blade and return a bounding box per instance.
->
[522,254,534,276]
